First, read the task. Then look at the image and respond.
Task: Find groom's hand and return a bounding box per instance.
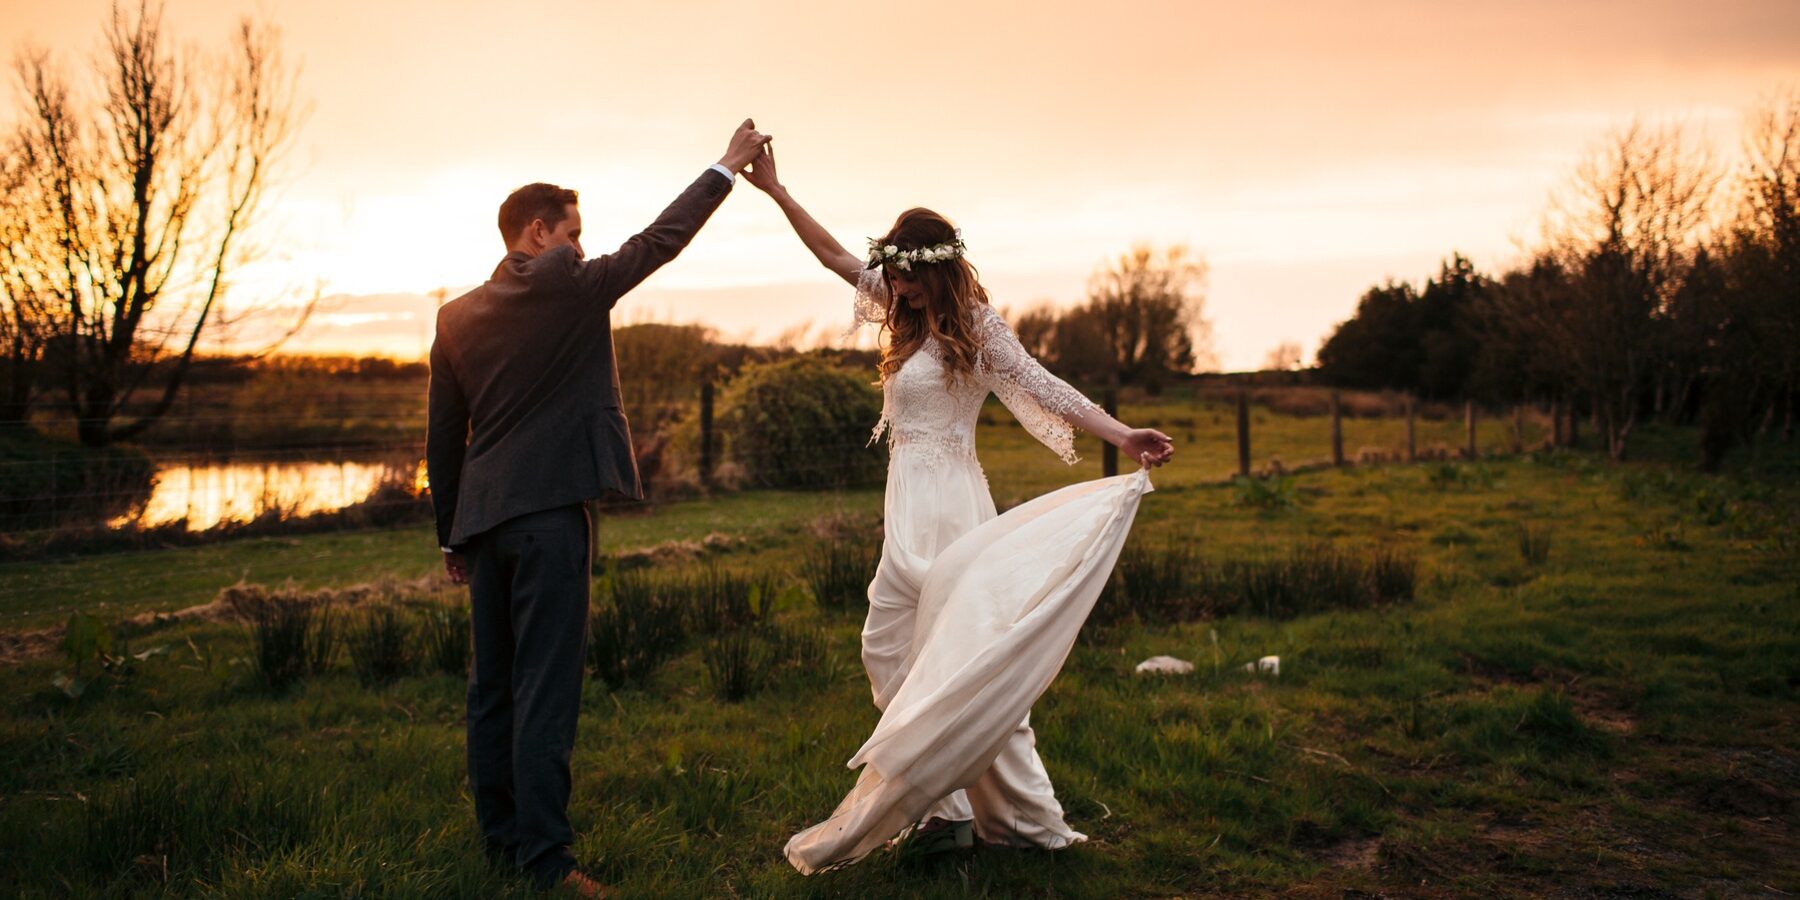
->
[718,118,773,173]
[443,550,470,585]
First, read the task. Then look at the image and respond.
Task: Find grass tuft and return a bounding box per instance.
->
[345,605,414,686]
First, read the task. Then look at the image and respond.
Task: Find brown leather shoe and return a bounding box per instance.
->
[558,868,611,898]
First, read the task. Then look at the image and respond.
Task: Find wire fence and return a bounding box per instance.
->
[0,385,1570,635]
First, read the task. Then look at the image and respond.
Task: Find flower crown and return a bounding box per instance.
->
[865,230,967,272]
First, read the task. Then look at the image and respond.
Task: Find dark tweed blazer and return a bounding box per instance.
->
[426,169,732,549]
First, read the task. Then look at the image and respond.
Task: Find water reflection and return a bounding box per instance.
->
[111,458,421,530]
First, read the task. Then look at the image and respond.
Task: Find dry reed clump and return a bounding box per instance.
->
[606,532,746,571]
[215,576,451,623]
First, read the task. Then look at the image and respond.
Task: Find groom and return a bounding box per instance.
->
[426,119,771,895]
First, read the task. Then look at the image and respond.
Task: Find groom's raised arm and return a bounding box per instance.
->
[569,118,770,306]
[569,167,733,306]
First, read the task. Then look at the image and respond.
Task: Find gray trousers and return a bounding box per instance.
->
[465,503,591,889]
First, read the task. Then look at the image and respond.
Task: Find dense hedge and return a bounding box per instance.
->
[717,356,885,489]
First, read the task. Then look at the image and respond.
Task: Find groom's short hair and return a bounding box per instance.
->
[499,182,579,244]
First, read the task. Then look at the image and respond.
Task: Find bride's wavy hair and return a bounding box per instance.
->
[872,208,989,384]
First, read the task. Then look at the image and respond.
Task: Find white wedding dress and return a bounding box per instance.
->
[783,269,1153,874]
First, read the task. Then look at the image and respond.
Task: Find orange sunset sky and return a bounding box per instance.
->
[7,0,1800,370]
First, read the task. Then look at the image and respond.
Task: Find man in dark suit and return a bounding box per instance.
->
[427,119,771,896]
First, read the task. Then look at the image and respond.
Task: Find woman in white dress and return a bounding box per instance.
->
[741,146,1174,874]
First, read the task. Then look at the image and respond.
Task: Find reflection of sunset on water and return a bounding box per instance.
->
[111,460,416,530]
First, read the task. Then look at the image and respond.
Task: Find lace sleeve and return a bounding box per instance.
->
[844,265,889,338]
[975,305,1102,465]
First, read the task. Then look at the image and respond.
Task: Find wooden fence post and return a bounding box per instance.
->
[1465,401,1478,459]
[1102,380,1119,478]
[1511,404,1524,454]
[698,380,715,488]
[1404,395,1417,462]
[1231,392,1245,482]
[1330,390,1344,466]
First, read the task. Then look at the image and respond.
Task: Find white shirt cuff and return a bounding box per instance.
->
[707,162,735,183]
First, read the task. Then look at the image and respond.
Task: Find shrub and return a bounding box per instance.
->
[0,429,156,532]
[705,623,841,701]
[704,631,776,702]
[802,529,880,611]
[345,605,414,686]
[420,603,471,676]
[1194,544,1417,620]
[717,354,886,488]
[1232,475,1297,510]
[765,622,840,686]
[247,597,338,689]
[588,569,688,689]
[1113,538,1197,624]
[684,565,775,635]
[1518,525,1552,565]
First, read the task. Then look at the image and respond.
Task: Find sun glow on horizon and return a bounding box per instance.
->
[10,0,1798,370]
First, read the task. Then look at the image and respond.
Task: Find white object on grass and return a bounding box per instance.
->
[1241,655,1280,676]
[1133,655,1195,675]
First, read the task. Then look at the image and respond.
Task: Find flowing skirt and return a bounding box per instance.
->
[784,447,1153,874]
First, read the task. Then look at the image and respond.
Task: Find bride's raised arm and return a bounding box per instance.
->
[974,305,1175,468]
[741,143,863,285]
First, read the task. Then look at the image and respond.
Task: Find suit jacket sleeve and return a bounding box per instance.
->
[571,168,733,305]
[425,318,470,549]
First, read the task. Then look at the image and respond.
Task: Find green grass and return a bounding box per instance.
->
[1,418,1796,897]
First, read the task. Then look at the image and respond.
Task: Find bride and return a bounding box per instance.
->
[741,145,1174,874]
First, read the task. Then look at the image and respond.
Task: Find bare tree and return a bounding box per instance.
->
[1736,88,1800,437]
[6,0,308,446]
[1010,303,1059,362]
[0,140,54,427]
[1533,121,1721,460]
[1262,341,1303,372]
[1079,243,1216,393]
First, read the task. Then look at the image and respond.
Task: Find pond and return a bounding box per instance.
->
[108,457,425,530]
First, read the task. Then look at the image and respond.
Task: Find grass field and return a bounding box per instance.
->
[1,416,1795,897]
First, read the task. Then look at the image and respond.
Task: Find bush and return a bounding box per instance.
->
[420,603,471,676]
[247,598,338,690]
[588,569,688,689]
[1110,538,1198,626]
[704,623,841,701]
[1518,525,1552,565]
[802,529,880,611]
[0,428,155,532]
[345,605,414,686]
[1199,543,1416,619]
[1232,474,1298,510]
[1087,541,1419,637]
[704,631,775,702]
[717,354,886,489]
[683,565,775,635]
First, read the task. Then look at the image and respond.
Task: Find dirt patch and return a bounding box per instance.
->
[1564,681,1637,735]
[1456,657,1639,736]
[1318,834,1382,870]
[1693,774,1794,818]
